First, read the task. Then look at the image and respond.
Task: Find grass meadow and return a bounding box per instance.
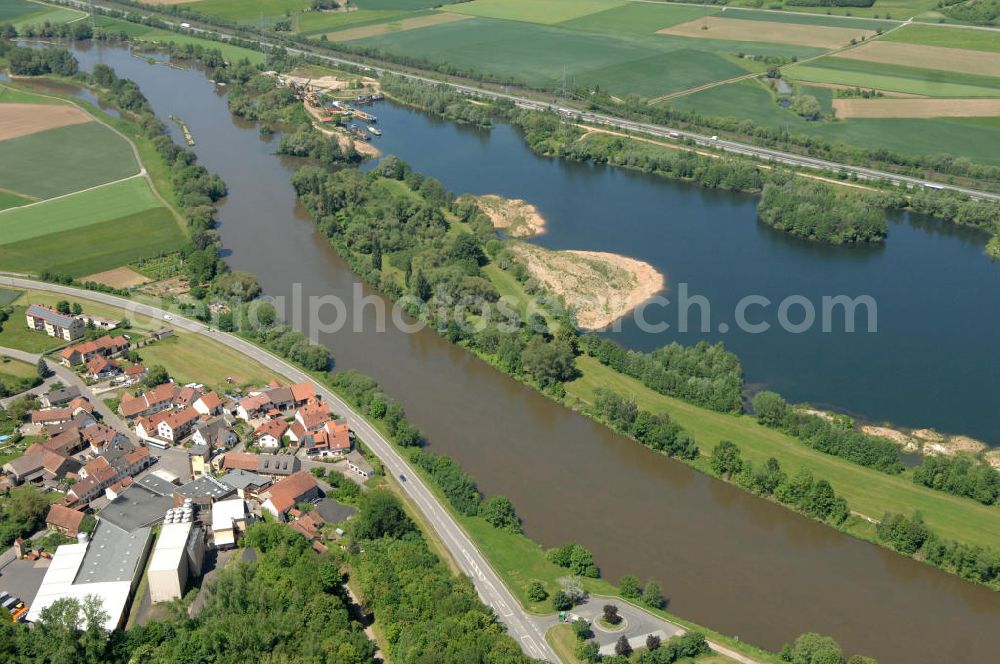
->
[0,176,160,245]
[0,190,32,211]
[0,121,140,199]
[882,23,1000,53]
[0,207,188,277]
[446,0,626,25]
[177,0,310,23]
[566,355,1000,551]
[785,57,1000,97]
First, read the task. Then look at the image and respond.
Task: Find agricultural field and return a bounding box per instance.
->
[133,333,285,388]
[173,0,311,23]
[0,190,32,211]
[295,8,407,36]
[325,12,471,41]
[446,0,627,25]
[0,0,86,27]
[784,56,1000,97]
[658,16,877,49]
[731,0,946,21]
[882,23,1000,52]
[835,40,1000,76]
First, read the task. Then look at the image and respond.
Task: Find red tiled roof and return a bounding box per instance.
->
[86,355,119,375]
[31,409,71,424]
[265,471,317,514]
[124,446,151,466]
[45,504,85,535]
[255,419,288,440]
[125,364,146,376]
[296,402,331,431]
[120,382,180,417]
[221,452,260,471]
[68,397,93,412]
[197,391,222,410]
[161,407,199,432]
[176,386,200,407]
[290,382,316,403]
[239,393,272,413]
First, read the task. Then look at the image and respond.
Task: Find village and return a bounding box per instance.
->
[0,302,377,629]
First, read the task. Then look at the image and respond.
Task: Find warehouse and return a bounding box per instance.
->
[147,506,205,604]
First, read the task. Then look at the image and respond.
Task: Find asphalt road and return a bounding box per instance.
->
[65,0,1000,203]
[0,276,558,661]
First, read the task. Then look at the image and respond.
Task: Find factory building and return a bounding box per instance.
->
[147,503,206,604]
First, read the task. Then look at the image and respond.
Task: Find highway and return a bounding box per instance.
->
[0,276,558,662]
[66,0,1000,203]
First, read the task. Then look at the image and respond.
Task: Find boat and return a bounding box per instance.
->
[367,126,382,136]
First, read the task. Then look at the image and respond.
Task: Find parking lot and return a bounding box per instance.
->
[0,558,49,613]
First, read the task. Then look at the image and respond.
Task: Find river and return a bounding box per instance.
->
[43,41,1000,663]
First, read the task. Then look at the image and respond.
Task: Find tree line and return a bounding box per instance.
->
[758,179,888,244]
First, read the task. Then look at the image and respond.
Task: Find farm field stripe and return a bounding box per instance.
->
[657,16,877,49]
[836,40,1000,77]
[325,12,472,41]
[832,97,1000,118]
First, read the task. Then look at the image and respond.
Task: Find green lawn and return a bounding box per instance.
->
[0,121,140,200]
[0,83,60,105]
[0,357,40,394]
[140,30,267,64]
[179,0,310,22]
[446,0,627,25]
[881,22,1000,52]
[546,624,584,664]
[0,206,188,277]
[566,355,1000,551]
[0,306,65,353]
[0,190,32,211]
[0,177,159,245]
[0,289,22,307]
[296,8,406,36]
[785,56,1000,97]
[137,333,285,389]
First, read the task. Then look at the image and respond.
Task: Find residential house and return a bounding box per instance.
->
[345,450,374,479]
[81,423,129,455]
[190,418,236,450]
[120,364,147,386]
[290,382,317,407]
[218,469,271,499]
[119,383,180,419]
[174,386,202,409]
[218,452,300,477]
[235,393,271,421]
[70,458,120,504]
[30,408,72,426]
[174,476,234,508]
[25,304,84,341]
[306,420,351,458]
[261,471,320,520]
[288,509,325,542]
[85,355,121,381]
[2,447,78,485]
[105,476,134,500]
[188,443,211,478]
[157,407,200,442]
[45,504,86,537]
[192,392,222,417]
[294,401,332,432]
[41,429,87,457]
[59,335,129,366]
[41,385,81,408]
[254,419,288,449]
[44,412,96,438]
[264,387,294,413]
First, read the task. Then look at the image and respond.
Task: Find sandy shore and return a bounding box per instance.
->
[862,425,989,458]
[475,194,546,238]
[512,243,665,330]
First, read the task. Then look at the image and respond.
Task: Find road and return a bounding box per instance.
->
[61,0,1000,203]
[0,345,136,439]
[0,276,556,662]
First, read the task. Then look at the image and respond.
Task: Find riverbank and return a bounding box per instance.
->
[473,194,546,238]
[511,243,666,331]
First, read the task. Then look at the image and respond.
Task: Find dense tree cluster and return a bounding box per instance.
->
[351,491,537,664]
[751,392,903,474]
[0,42,78,76]
[547,543,600,578]
[876,511,1000,586]
[758,179,888,244]
[0,488,50,548]
[580,335,743,413]
[942,0,1000,25]
[912,456,1000,505]
[277,123,361,167]
[235,302,332,371]
[408,449,482,516]
[592,388,698,460]
[710,441,851,524]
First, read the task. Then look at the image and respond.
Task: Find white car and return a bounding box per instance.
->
[163,314,172,321]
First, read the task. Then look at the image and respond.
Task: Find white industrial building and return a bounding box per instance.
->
[210,497,248,549]
[28,522,153,630]
[147,505,205,604]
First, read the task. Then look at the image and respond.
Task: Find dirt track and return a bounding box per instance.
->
[0,103,91,142]
[833,98,1000,118]
[658,17,874,49]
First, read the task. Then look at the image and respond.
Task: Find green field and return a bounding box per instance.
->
[566,355,1000,551]
[351,17,815,97]
[0,306,65,353]
[0,0,40,21]
[0,289,23,307]
[141,30,267,64]
[732,0,945,21]
[447,0,626,25]
[0,176,160,245]
[0,121,140,199]
[722,7,897,30]
[557,2,720,36]
[0,207,188,276]
[0,190,32,211]
[92,15,157,38]
[785,56,1000,97]
[179,0,310,23]
[295,8,406,36]
[353,0,459,9]
[882,23,1000,52]
[0,84,60,105]
[128,332,284,388]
